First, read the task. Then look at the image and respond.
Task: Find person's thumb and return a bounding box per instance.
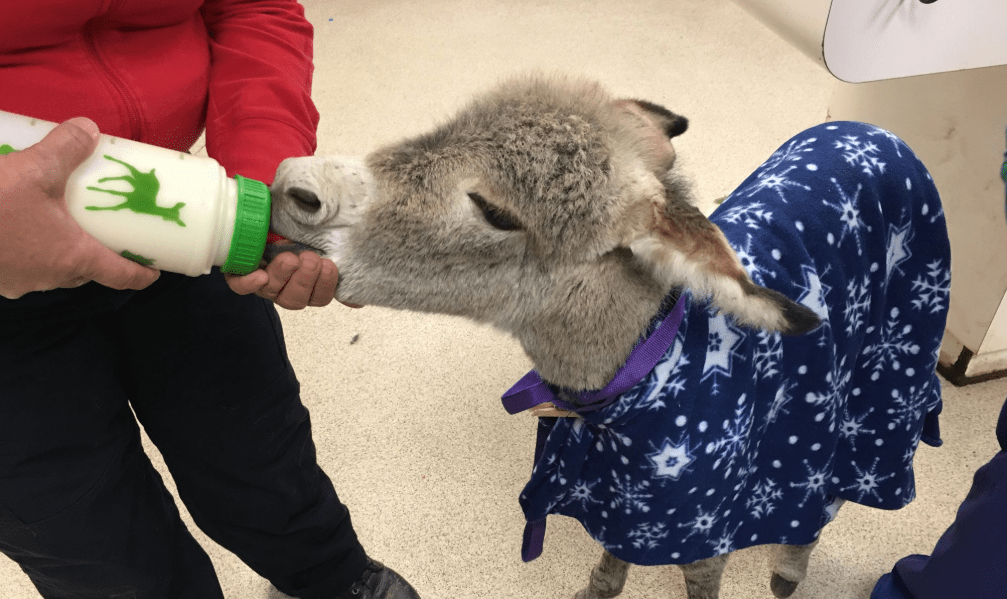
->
[24,117,101,198]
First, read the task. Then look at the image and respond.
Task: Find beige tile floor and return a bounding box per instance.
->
[5,1,1005,597]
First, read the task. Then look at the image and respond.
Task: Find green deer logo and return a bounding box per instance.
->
[86,155,186,227]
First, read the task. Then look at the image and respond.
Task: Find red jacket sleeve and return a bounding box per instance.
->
[200,0,320,185]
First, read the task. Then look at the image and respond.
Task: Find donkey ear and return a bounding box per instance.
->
[614,97,818,335]
[628,197,820,336]
[615,99,689,174]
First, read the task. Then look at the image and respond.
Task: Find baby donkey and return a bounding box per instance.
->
[268,75,951,598]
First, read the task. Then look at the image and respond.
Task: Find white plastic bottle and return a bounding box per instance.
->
[0,110,270,276]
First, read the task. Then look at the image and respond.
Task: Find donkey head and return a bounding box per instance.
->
[269,75,818,389]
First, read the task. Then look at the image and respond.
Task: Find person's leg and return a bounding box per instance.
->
[0,290,223,599]
[109,270,373,598]
[871,397,1007,599]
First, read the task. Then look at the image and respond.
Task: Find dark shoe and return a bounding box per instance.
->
[336,560,421,599]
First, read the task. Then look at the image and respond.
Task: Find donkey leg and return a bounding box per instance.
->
[574,550,631,599]
[678,553,730,599]
[769,539,819,598]
[770,498,846,597]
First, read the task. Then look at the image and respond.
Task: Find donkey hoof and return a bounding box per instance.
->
[573,586,620,599]
[770,573,799,598]
[574,578,625,599]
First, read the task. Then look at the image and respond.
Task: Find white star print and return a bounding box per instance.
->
[795,265,831,320]
[648,437,696,480]
[886,217,913,283]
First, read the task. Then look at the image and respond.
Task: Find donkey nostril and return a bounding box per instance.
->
[288,187,322,213]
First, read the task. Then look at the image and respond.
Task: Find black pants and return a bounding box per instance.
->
[0,271,368,598]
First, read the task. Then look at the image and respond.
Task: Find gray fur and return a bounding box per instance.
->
[271,74,817,389]
[269,74,826,597]
[575,539,822,599]
[574,550,630,599]
[680,553,730,599]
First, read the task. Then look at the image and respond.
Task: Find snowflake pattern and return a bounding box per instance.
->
[737,136,818,203]
[731,234,775,285]
[721,201,774,229]
[678,505,721,540]
[593,425,634,467]
[709,523,743,556]
[868,125,905,157]
[564,478,603,509]
[825,178,870,256]
[509,122,949,567]
[861,308,921,382]
[741,167,812,204]
[835,134,887,176]
[608,470,653,515]
[765,378,797,425]
[746,478,784,518]
[583,523,624,552]
[753,330,783,380]
[762,136,818,171]
[627,522,670,550]
[886,385,930,434]
[790,459,832,508]
[704,394,756,478]
[843,275,872,337]
[840,458,897,502]
[838,406,876,451]
[803,356,852,433]
[911,260,951,314]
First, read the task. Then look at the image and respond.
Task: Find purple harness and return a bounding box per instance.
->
[502,297,687,560]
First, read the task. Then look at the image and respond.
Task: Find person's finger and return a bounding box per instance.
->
[224,270,270,295]
[260,253,299,301]
[83,251,161,291]
[274,251,322,310]
[307,259,338,307]
[74,230,160,292]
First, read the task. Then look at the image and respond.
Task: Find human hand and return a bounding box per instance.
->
[224,250,343,310]
[0,117,161,300]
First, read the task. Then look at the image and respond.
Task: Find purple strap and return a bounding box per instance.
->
[501,295,687,561]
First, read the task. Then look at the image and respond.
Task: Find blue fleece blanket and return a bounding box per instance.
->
[513,121,951,566]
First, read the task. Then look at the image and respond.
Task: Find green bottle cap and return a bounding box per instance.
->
[222,175,271,275]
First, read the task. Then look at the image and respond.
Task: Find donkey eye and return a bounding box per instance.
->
[288,187,322,213]
[468,192,522,231]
